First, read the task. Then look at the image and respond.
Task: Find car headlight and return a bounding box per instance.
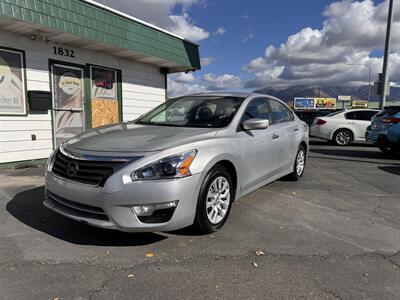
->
[131,150,197,181]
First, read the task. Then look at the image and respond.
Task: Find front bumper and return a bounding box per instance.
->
[44,171,204,232]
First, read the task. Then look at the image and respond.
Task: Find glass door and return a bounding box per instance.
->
[51,63,85,146]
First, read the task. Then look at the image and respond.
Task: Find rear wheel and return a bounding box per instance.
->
[333,129,353,146]
[194,165,235,234]
[288,145,306,181]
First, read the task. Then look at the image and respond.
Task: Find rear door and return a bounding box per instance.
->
[347,110,377,140]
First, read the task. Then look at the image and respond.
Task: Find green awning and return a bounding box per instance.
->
[0,0,201,72]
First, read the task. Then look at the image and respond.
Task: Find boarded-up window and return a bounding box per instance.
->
[90,66,120,128]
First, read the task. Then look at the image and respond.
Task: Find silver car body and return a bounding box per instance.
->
[44,93,309,232]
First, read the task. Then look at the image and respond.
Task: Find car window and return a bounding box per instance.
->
[269,99,293,123]
[357,110,377,121]
[376,107,400,117]
[242,98,270,122]
[345,111,357,120]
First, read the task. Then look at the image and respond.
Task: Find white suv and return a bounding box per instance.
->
[310,109,379,145]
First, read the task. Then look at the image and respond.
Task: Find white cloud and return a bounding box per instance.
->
[213,27,226,36]
[94,0,210,42]
[170,72,196,83]
[241,26,254,43]
[203,73,242,90]
[201,56,215,66]
[243,0,400,88]
[169,13,210,42]
[168,77,206,97]
[168,72,243,96]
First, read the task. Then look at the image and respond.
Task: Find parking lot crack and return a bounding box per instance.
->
[89,267,116,299]
[312,279,343,300]
[373,201,399,227]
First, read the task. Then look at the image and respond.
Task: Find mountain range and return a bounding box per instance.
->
[255,85,400,104]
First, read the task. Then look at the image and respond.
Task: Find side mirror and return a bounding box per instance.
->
[241,118,269,130]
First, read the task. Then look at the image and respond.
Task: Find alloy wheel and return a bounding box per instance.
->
[206,176,231,225]
[335,130,351,145]
[296,149,305,176]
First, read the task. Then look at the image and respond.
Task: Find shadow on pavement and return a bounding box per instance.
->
[309,139,375,148]
[311,148,400,160]
[378,166,400,176]
[6,186,166,246]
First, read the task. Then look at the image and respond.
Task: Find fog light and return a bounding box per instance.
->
[132,201,178,217]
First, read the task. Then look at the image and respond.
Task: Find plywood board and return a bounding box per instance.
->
[91,99,119,128]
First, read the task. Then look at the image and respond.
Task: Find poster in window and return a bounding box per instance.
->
[52,64,84,146]
[0,48,26,115]
[90,66,119,128]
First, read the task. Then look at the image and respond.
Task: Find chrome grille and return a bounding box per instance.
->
[51,150,128,186]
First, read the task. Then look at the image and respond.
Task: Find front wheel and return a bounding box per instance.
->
[288,145,306,181]
[194,165,235,234]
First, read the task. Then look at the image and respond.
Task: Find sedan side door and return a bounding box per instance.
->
[237,97,281,192]
[268,99,299,173]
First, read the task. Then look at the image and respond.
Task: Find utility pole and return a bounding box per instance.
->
[380,0,394,109]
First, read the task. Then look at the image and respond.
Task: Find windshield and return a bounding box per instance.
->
[136,96,245,128]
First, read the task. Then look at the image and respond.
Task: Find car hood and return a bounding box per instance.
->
[63,122,218,153]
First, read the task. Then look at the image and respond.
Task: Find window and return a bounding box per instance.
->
[357,110,377,121]
[346,110,377,121]
[90,65,120,128]
[269,99,293,123]
[345,111,357,120]
[0,47,26,115]
[242,98,270,122]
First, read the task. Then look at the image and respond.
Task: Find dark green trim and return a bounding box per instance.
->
[0,45,28,116]
[117,69,123,122]
[0,0,200,70]
[0,158,47,170]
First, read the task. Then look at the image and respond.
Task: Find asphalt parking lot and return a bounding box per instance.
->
[1,139,399,300]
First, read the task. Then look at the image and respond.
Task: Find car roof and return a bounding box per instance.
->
[344,108,379,111]
[184,92,284,101]
[188,92,251,98]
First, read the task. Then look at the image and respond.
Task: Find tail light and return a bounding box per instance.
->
[316,118,327,125]
[381,117,400,124]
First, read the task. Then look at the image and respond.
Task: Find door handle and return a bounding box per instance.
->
[294,127,299,132]
[272,133,280,139]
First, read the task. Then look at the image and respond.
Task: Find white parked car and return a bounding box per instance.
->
[310,109,379,145]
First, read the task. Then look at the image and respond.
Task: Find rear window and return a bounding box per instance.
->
[326,110,344,117]
[376,107,400,117]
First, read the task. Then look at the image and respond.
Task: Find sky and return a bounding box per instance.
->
[95,0,400,96]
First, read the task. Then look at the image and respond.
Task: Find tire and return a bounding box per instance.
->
[194,165,235,234]
[288,145,306,181]
[333,129,353,146]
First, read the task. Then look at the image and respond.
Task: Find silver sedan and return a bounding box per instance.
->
[44,93,309,233]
